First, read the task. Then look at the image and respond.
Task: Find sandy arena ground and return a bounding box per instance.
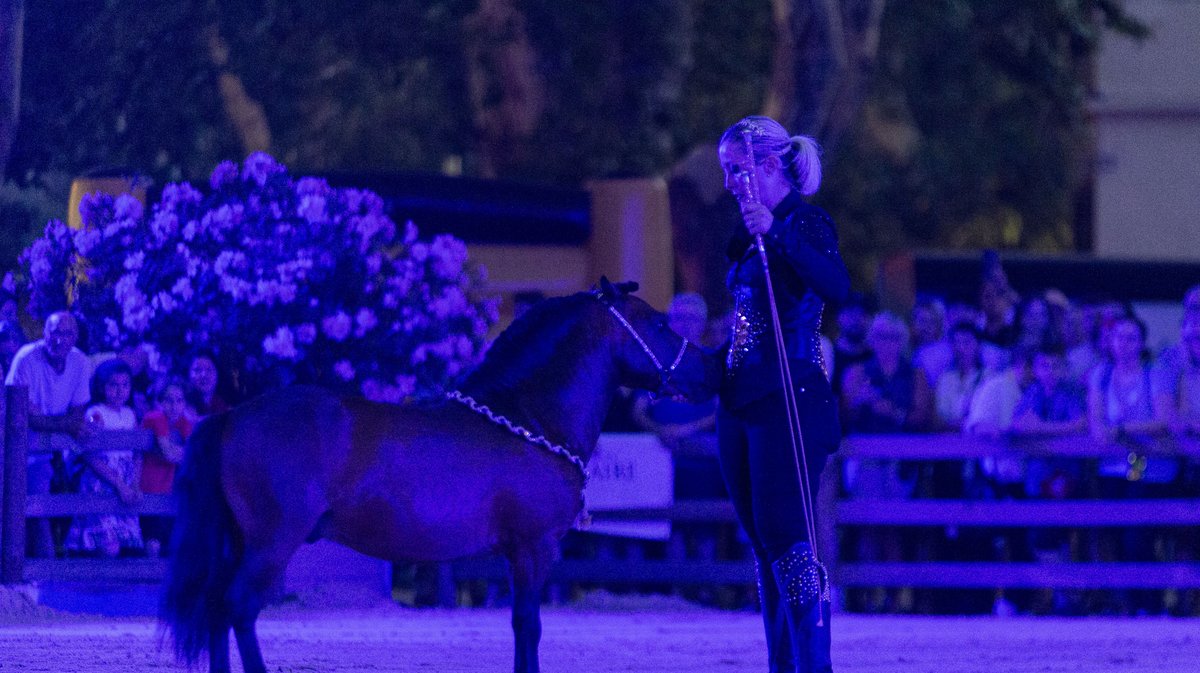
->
[1,591,1198,672]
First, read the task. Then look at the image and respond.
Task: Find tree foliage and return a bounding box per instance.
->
[5,0,1147,286]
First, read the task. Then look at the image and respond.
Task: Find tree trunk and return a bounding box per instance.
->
[0,0,24,181]
[464,0,545,178]
[769,0,886,149]
[207,23,271,156]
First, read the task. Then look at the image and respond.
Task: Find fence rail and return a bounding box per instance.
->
[2,379,1198,606]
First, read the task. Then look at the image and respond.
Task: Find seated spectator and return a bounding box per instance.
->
[184,350,231,418]
[934,321,984,432]
[65,359,143,557]
[4,312,94,557]
[140,375,193,556]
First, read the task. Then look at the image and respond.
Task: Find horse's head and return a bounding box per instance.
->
[593,277,721,402]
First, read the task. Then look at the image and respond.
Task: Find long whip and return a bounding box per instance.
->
[740,131,825,620]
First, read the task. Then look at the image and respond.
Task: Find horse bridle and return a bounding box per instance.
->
[595,292,689,397]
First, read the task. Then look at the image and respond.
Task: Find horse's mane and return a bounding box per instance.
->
[461,291,594,395]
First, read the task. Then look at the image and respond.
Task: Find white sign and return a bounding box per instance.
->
[583,433,673,540]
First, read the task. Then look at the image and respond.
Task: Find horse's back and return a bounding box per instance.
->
[219,385,356,546]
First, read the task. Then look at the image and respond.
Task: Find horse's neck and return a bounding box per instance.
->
[467,347,616,462]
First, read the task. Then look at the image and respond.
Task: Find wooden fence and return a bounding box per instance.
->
[3,381,1199,610]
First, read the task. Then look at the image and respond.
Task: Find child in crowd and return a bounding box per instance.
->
[65,359,143,557]
[140,375,193,556]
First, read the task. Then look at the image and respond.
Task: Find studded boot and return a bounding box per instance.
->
[755,553,794,672]
[771,542,833,673]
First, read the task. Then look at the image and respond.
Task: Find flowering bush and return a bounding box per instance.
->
[19,153,498,402]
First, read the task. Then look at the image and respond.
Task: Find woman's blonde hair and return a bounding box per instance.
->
[720,116,822,196]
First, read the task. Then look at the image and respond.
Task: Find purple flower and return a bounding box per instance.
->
[242,152,285,187]
[113,194,144,222]
[296,323,317,344]
[298,195,327,224]
[354,307,378,337]
[160,183,202,208]
[322,312,352,342]
[78,194,111,229]
[210,161,238,190]
[263,326,299,360]
[333,360,355,381]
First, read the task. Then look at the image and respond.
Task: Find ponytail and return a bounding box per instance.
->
[787,135,822,196]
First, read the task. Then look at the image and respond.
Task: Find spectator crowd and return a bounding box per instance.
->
[604,270,1200,617]
[0,291,233,561]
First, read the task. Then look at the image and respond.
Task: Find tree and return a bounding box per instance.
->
[0,0,23,180]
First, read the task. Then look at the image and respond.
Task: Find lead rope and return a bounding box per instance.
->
[741,130,827,623]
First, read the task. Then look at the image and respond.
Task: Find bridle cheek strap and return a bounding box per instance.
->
[600,300,689,394]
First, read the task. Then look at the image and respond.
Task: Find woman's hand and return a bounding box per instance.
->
[739,201,774,237]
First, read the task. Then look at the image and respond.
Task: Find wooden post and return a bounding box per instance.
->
[2,385,27,584]
[0,380,6,582]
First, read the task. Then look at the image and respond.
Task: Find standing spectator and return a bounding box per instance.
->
[842,312,927,434]
[1012,345,1087,438]
[1153,313,1200,615]
[1184,284,1200,321]
[912,296,953,388]
[632,293,723,601]
[933,321,984,432]
[184,350,231,418]
[1153,314,1200,437]
[65,359,143,557]
[841,312,924,613]
[0,319,26,377]
[1088,315,1169,482]
[4,312,93,557]
[140,376,192,557]
[1013,295,1058,361]
[979,251,1019,351]
[1088,315,1171,614]
[831,292,872,394]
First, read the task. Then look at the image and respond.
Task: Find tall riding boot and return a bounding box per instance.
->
[772,542,832,673]
[755,553,794,673]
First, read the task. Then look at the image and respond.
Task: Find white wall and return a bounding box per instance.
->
[1093,0,1200,261]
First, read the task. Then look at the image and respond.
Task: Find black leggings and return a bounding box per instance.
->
[718,372,839,562]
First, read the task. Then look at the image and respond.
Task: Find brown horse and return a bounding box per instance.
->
[161,279,720,673]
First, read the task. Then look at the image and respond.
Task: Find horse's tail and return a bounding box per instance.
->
[160,411,237,666]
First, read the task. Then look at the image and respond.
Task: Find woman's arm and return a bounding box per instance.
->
[762,211,851,304]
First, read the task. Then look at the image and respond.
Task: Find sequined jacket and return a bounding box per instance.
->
[721,191,850,410]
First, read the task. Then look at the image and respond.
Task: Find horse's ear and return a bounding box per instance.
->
[615,281,639,295]
[599,276,617,299]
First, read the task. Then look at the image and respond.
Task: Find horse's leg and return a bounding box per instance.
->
[509,536,556,673]
[227,546,291,673]
[208,621,231,673]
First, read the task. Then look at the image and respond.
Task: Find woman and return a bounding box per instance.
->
[716,116,848,673]
[184,350,231,418]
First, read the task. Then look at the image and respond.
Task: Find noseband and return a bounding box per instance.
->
[595,292,690,396]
